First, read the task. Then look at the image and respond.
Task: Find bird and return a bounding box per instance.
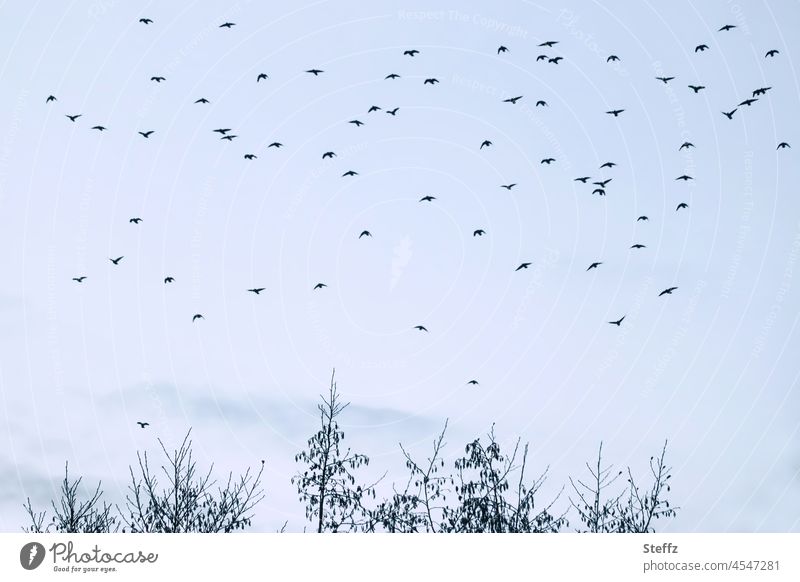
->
[752,87,772,96]
[592,188,606,196]
[722,109,738,120]
[608,316,625,326]
[91,125,107,131]
[695,44,709,52]
[212,128,231,134]
[194,98,210,104]
[305,69,324,76]
[192,314,204,321]
[777,142,791,149]
[423,78,439,85]
[136,421,149,428]
[46,95,57,103]
[659,287,678,296]
[244,154,257,160]
[139,130,154,138]
[248,288,266,294]
[606,109,624,117]
[257,73,269,82]
[535,100,548,107]
[129,217,142,224]
[500,183,517,190]
[679,142,695,150]
[593,178,612,187]
[539,41,558,47]
[541,158,556,164]
[220,135,237,141]
[66,114,81,122]
[385,73,401,80]
[676,203,689,211]
[765,49,780,58]
[109,256,124,265]
[536,54,549,62]
[139,18,153,24]
[600,162,616,169]
[637,216,649,221]
[313,283,327,290]
[419,195,436,202]
[515,262,531,271]
[150,76,166,82]
[467,380,479,386]
[718,24,736,31]
[586,262,602,271]
[480,140,492,149]
[738,98,758,106]
[503,96,522,104]
[368,105,381,113]
[342,170,358,177]
[268,142,283,148]
[359,230,371,238]
[574,177,591,183]
[413,325,428,332]
[607,55,620,62]
[349,119,364,127]
[404,49,419,56]
[72,276,87,283]
[675,175,693,181]
[322,151,336,159]
[219,22,236,28]
[630,244,646,249]
[473,229,485,237]
[164,277,174,283]
[548,57,563,64]
[688,85,705,93]
[497,45,509,54]
[656,76,675,84]
[386,107,399,116]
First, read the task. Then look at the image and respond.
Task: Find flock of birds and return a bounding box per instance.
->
[42,17,791,428]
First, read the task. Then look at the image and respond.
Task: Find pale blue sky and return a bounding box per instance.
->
[0,0,798,532]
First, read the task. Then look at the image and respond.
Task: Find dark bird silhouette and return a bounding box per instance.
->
[630,244,646,249]
[688,85,705,93]
[129,217,142,224]
[220,135,237,141]
[359,230,371,238]
[66,114,81,122]
[192,314,204,321]
[592,188,606,196]
[777,142,791,149]
[587,262,602,271]
[500,183,517,190]
[342,170,358,177]
[213,128,231,134]
[676,202,689,211]
[548,57,563,64]
[349,119,364,127]
[322,151,336,159]
[765,49,780,58]
[574,176,591,183]
[244,154,257,160]
[695,44,709,52]
[659,287,678,296]
[164,277,174,283]
[419,195,436,202]
[423,78,439,85]
[593,178,612,187]
[248,288,266,294]
[722,109,738,120]
[606,109,624,117]
[109,256,124,265]
[608,316,625,326]
[718,24,736,31]
[368,105,381,113]
[497,46,509,54]
[607,55,620,62]
[637,215,649,221]
[404,49,420,57]
[268,142,283,148]
[480,140,492,149]
[656,76,675,84]
[536,54,549,61]
[139,18,152,24]
[541,158,556,164]
[139,130,154,138]
[386,107,399,116]
[150,76,166,82]
[194,98,210,104]
[257,73,269,82]
[91,125,107,131]
[46,95,57,103]
[503,96,522,104]
[473,229,485,237]
[600,162,616,169]
[136,421,149,428]
[539,41,558,47]
[515,262,531,271]
[306,69,324,76]
[536,100,548,107]
[675,174,693,181]
[752,87,771,96]
[313,283,327,290]
[413,325,428,332]
[219,22,236,28]
[467,380,479,386]
[385,73,401,80]
[738,98,758,106]
[72,276,87,283]
[679,142,695,150]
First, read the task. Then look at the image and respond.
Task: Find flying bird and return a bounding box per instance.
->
[606,109,624,117]
[219,22,236,28]
[248,288,266,294]
[541,158,555,164]
[752,87,771,96]
[139,130,154,138]
[679,142,695,150]
[213,128,231,134]
[349,119,364,127]
[637,216,649,221]
[586,262,602,271]
[630,244,646,249]
[72,276,87,283]
[607,55,620,62]
[46,95,57,103]
[342,170,358,177]
[659,287,678,296]
[548,57,563,64]
[322,151,336,159]
[695,44,709,52]
[688,85,705,93]
[194,98,210,104]
[765,49,780,58]
[536,54,549,62]
[109,256,124,265]
[150,76,165,82]
[500,183,517,190]
[257,73,269,82]
[268,142,283,148]
[66,114,81,122]
[467,380,479,386]
[480,140,492,149]
[423,78,439,85]
[419,195,436,202]
[136,421,149,428]
[656,76,675,84]
[503,96,522,104]
[608,316,625,326]
[594,179,612,187]
[192,314,204,321]
[600,162,616,169]
[367,105,381,113]
[220,134,237,141]
[675,175,693,181]
[718,24,736,31]
[313,283,327,290]
[385,73,401,80]
[91,125,107,131]
[738,98,758,106]
[539,41,558,47]
[574,177,591,183]
[592,188,606,196]
[473,229,485,237]
[497,45,509,54]
[305,69,324,76]
[722,109,738,120]
[129,217,142,224]
[404,49,419,56]
[536,100,548,107]
[244,154,257,160]
[777,142,791,149]
[359,230,371,238]
[413,325,428,332]
[515,262,531,271]
[164,277,174,283]
[386,107,399,116]
[676,202,689,211]
[139,18,152,24]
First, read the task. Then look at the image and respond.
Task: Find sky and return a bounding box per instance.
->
[0,0,798,533]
